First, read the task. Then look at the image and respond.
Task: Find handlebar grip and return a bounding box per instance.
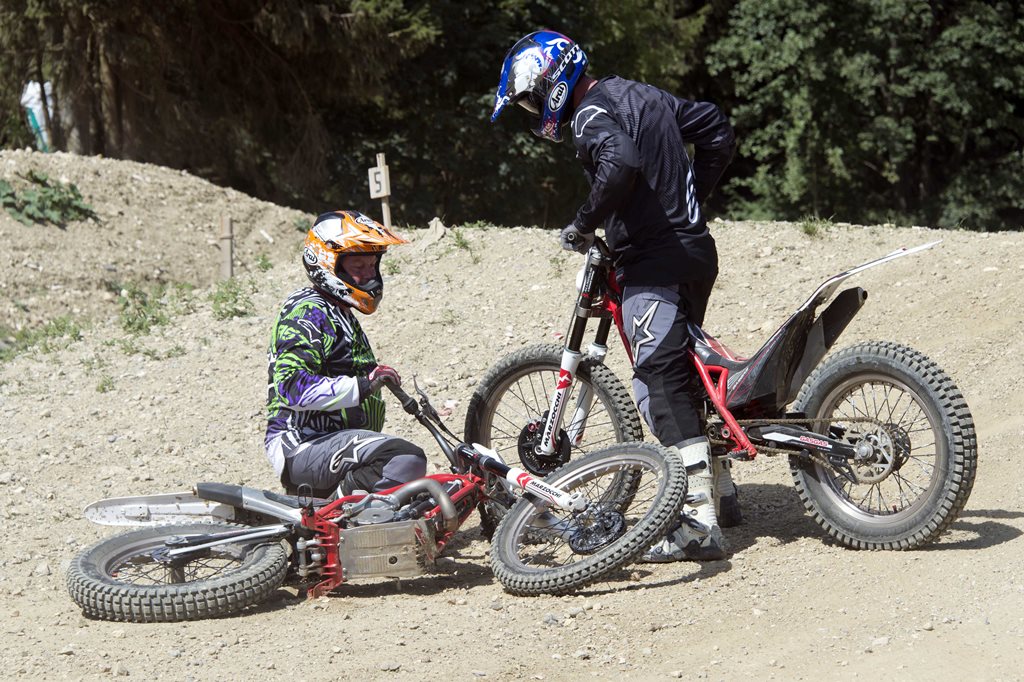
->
[384,380,418,415]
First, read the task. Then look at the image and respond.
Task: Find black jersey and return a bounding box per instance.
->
[569,76,735,285]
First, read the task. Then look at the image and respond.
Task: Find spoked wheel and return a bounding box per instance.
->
[464,344,643,476]
[491,442,687,595]
[67,523,288,622]
[790,342,977,549]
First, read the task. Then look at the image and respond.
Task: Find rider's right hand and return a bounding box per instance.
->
[560,222,595,254]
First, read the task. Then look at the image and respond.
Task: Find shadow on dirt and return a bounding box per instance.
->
[243,485,1019,611]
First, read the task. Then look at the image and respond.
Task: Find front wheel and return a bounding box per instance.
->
[491,442,687,595]
[790,341,977,550]
[464,344,643,476]
[67,523,288,622]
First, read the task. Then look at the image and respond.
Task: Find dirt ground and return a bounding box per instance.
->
[1,149,1023,680]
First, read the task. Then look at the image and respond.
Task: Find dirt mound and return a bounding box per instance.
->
[1,150,1022,680]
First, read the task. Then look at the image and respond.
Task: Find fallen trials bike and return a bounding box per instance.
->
[465,236,977,550]
[67,378,687,622]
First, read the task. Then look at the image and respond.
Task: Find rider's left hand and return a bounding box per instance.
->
[368,364,401,393]
[559,223,595,254]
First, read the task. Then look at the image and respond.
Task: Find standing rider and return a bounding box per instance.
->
[491,30,738,561]
[265,210,427,498]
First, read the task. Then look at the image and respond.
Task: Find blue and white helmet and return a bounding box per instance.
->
[491,30,589,143]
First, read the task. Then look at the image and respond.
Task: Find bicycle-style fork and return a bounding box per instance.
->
[535,245,621,459]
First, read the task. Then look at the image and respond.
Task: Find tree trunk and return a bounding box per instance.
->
[98,34,123,157]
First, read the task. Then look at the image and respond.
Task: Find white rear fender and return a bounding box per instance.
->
[83,491,237,526]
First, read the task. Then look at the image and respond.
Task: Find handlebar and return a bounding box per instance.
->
[564,231,612,258]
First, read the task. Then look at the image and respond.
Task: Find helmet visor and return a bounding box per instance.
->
[516,90,543,117]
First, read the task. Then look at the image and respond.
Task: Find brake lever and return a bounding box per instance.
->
[411,375,461,441]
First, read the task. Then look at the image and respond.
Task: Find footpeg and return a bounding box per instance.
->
[684,491,710,507]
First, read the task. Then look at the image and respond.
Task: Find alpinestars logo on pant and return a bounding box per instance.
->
[631,301,659,360]
[329,435,387,474]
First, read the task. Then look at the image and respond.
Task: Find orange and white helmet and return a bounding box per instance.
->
[302,210,408,314]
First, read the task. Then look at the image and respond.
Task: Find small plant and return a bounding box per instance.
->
[139,343,186,361]
[0,316,84,362]
[549,253,567,276]
[118,283,169,335]
[0,170,97,228]
[211,277,256,320]
[80,354,109,373]
[799,215,833,238]
[119,338,141,356]
[439,309,458,327]
[450,229,480,264]
[451,228,470,251]
[459,219,491,229]
[293,216,310,232]
[164,344,186,359]
[256,254,273,272]
[383,259,401,275]
[96,375,115,393]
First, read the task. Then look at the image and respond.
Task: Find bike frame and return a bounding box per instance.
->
[179,381,589,599]
[534,238,942,461]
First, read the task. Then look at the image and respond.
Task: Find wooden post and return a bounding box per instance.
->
[220,217,233,280]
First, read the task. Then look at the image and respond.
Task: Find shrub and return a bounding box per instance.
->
[211,277,256,320]
[0,171,97,228]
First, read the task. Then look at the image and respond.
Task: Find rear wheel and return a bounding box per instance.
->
[491,442,687,595]
[67,523,288,622]
[790,342,977,549]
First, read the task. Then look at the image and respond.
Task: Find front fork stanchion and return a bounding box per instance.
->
[539,255,605,457]
[538,348,582,456]
[566,317,612,444]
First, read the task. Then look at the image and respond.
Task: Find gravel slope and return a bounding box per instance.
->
[1,150,1022,680]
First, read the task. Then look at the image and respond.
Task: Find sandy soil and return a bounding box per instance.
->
[1,149,1023,680]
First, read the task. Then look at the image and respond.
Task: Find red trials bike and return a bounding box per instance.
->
[465,237,977,550]
[68,378,687,622]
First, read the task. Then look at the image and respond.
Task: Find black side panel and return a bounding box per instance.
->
[195,482,245,508]
[785,287,867,403]
[726,307,816,415]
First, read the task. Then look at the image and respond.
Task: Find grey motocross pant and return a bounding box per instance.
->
[283,429,427,497]
[622,278,715,448]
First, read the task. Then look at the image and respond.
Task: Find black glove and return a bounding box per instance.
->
[559,223,595,254]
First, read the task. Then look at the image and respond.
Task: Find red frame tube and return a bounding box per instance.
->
[689,351,758,458]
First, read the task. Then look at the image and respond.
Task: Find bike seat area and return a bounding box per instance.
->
[688,322,748,372]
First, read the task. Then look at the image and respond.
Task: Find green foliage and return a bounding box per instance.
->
[799,215,832,238]
[708,0,1024,230]
[256,254,273,272]
[451,228,470,251]
[0,171,96,227]
[118,283,170,335]
[0,315,83,362]
[96,375,115,393]
[112,281,194,336]
[210,277,256,320]
[2,1,1020,231]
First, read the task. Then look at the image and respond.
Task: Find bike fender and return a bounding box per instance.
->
[83,492,236,526]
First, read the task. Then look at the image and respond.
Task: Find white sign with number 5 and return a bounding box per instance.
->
[368,165,390,199]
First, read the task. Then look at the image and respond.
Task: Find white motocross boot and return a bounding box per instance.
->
[713,455,743,528]
[642,437,726,562]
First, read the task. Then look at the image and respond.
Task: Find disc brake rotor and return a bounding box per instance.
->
[517,414,571,476]
[568,508,627,554]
